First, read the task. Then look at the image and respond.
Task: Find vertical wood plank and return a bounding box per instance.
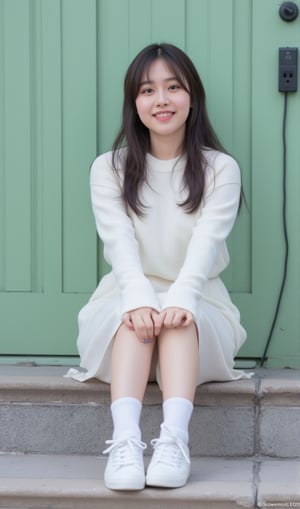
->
[151,0,186,47]
[3,0,32,291]
[208,0,234,149]
[97,0,129,153]
[97,0,130,278]
[128,0,152,57]
[0,0,5,291]
[29,0,43,293]
[61,0,98,292]
[40,0,63,294]
[228,0,252,292]
[186,0,211,83]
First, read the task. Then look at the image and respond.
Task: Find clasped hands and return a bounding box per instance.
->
[122,307,194,343]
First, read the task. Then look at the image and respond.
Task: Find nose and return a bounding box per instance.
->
[156,88,169,106]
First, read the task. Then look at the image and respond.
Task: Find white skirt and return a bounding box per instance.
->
[66,273,251,385]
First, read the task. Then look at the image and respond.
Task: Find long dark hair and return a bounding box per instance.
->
[112,43,227,216]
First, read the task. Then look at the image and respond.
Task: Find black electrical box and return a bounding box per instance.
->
[278,47,298,92]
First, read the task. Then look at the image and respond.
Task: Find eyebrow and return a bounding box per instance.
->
[139,76,178,86]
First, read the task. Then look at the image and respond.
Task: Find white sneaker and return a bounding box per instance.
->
[146,425,191,488]
[103,436,147,491]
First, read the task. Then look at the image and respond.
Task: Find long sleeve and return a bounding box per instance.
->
[90,153,160,315]
[162,154,241,318]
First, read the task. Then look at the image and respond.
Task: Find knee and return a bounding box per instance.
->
[158,322,198,341]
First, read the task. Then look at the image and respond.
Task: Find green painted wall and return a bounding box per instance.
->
[0,0,299,367]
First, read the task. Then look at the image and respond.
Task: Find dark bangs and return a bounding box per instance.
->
[124,44,193,104]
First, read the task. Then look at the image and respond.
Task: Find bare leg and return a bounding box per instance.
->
[104,324,155,491]
[158,323,199,402]
[111,324,156,402]
[145,324,198,488]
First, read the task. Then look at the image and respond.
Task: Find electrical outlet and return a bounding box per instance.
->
[278,47,298,92]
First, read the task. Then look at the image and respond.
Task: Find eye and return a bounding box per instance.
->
[140,87,154,95]
[168,83,180,91]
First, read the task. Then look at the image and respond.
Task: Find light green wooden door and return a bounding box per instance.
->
[1,0,300,366]
[0,0,98,354]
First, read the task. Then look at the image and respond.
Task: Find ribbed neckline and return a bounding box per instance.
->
[146,152,184,172]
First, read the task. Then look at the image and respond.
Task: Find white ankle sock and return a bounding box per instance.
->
[111,397,142,441]
[162,397,193,444]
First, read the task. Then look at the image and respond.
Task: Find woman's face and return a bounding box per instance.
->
[135,58,191,152]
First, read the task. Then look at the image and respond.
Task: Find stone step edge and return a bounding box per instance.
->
[0,367,299,405]
[0,454,300,509]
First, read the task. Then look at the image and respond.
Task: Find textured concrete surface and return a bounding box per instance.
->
[0,402,255,457]
[260,407,300,457]
[190,406,255,456]
[0,367,299,507]
[0,454,255,508]
[257,459,300,507]
[0,367,299,458]
[0,454,299,509]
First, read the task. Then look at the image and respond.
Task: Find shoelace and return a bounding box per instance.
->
[150,426,190,465]
[103,437,147,467]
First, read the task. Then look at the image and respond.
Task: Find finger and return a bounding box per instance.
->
[182,312,194,327]
[122,312,134,330]
[163,309,176,328]
[172,311,194,328]
[172,311,186,328]
[161,308,194,329]
[152,311,165,336]
[131,311,155,341]
[142,313,155,340]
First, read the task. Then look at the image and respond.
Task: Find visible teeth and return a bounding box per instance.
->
[155,112,173,118]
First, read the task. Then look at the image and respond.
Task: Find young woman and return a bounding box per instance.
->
[67,43,251,491]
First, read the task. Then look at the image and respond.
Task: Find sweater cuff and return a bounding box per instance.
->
[120,278,161,315]
[162,283,200,320]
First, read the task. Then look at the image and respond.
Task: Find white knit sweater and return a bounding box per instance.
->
[89,149,241,319]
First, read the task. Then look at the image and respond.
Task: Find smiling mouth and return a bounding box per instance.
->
[153,111,175,120]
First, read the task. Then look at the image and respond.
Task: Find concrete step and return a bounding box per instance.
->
[0,366,300,458]
[0,453,299,508]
